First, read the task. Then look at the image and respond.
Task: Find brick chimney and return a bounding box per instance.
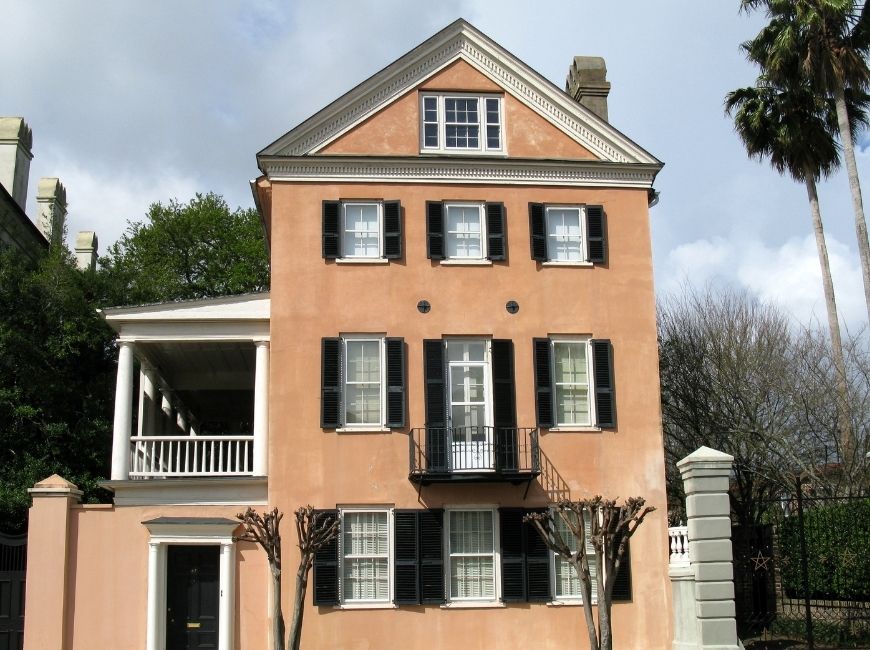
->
[74,231,98,271]
[0,117,34,210]
[565,56,611,122]
[36,177,67,247]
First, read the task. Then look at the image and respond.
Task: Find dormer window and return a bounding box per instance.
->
[420,93,504,154]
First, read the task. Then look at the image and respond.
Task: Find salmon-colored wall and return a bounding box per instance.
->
[50,503,268,650]
[266,180,669,649]
[320,59,597,160]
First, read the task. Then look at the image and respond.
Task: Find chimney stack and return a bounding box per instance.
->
[36,177,67,247]
[566,56,611,122]
[0,117,34,211]
[74,231,99,271]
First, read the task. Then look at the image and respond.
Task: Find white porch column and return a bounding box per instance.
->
[111,341,135,480]
[253,340,270,476]
[161,392,173,435]
[138,363,159,437]
[145,541,161,650]
[218,541,235,650]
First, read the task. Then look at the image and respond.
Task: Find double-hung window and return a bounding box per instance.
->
[552,511,598,603]
[322,200,402,261]
[533,337,616,429]
[529,203,606,264]
[426,201,506,262]
[421,93,503,154]
[321,336,406,430]
[447,509,497,601]
[340,509,392,604]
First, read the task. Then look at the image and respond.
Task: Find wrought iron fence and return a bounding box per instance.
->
[408,426,539,479]
[733,492,870,649]
[0,532,26,650]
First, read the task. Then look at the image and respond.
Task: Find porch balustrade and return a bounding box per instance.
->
[129,435,255,478]
[668,524,690,566]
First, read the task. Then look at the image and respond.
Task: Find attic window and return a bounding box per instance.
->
[420,93,504,154]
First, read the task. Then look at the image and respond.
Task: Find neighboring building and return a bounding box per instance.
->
[0,116,98,269]
[23,19,668,650]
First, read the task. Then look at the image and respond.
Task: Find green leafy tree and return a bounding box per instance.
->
[100,192,270,304]
[0,247,116,533]
[725,68,868,470]
[742,0,870,327]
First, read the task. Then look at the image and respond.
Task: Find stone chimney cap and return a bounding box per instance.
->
[37,177,67,205]
[75,230,98,249]
[568,56,609,85]
[0,117,34,152]
[566,56,611,122]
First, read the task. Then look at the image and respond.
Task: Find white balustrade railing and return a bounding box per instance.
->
[668,525,690,566]
[129,435,254,478]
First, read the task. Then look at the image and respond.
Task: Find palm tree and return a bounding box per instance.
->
[725,75,866,472]
[742,0,870,326]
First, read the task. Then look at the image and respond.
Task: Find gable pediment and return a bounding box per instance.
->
[258,19,660,166]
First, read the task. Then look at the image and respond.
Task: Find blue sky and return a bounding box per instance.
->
[1,0,867,329]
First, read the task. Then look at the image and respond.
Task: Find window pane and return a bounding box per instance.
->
[345,385,381,424]
[342,512,389,602]
[346,341,380,382]
[343,204,379,257]
[449,511,495,600]
[450,365,485,401]
[554,513,597,600]
[446,341,485,362]
[546,208,583,261]
[555,386,590,425]
[554,343,587,383]
[451,404,486,429]
[343,558,389,600]
[424,123,438,147]
[449,511,493,553]
[451,557,494,598]
[446,206,482,258]
[345,340,381,424]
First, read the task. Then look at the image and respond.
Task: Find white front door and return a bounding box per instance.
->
[446,340,493,470]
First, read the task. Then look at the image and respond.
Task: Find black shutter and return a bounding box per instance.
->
[499,508,526,602]
[419,509,445,603]
[491,340,517,472]
[394,511,420,604]
[423,340,447,472]
[322,201,340,259]
[321,338,342,428]
[383,200,402,259]
[586,205,606,263]
[592,339,616,428]
[486,202,506,261]
[533,338,554,428]
[611,542,632,601]
[525,510,552,601]
[529,203,547,261]
[385,338,406,428]
[426,202,444,260]
[312,510,339,605]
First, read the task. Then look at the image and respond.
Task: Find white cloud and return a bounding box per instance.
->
[658,234,865,330]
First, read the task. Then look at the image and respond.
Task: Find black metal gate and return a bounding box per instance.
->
[0,533,26,650]
[733,494,870,649]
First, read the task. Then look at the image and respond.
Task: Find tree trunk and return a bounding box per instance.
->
[599,554,613,650]
[571,557,600,650]
[833,82,870,328]
[288,562,308,650]
[271,568,285,650]
[804,173,854,472]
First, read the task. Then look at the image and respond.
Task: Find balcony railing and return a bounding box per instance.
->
[409,426,540,484]
[129,435,255,478]
[668,525,690,566]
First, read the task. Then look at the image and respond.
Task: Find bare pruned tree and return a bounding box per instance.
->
[525,496,654,650]
[236,506,339,650]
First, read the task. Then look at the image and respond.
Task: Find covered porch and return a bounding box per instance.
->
[101,293,270,482]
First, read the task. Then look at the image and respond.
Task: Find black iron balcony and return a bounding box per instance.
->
[409,426,540,485]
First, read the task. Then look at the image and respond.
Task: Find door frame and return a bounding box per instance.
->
[143,518,237,650]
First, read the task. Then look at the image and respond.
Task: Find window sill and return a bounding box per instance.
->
[440,601,506,609]
[335,602,397,610]
[541,261,594,267]
[335,426,392,434]
[419,149,508,157]
[439,259,492,266]
[546,426,602,433]
[335,258,389,265]
[547,599,595,607]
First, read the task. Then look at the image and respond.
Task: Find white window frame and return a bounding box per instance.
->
[420,93,505,155]
[445,507,500,603]
[444,203,487,261]
[340,335,386,429]
[550,509,598,604]
[340,201,383,260]
[338,508,394,605]
[545,205,587,264]
[550,337,595,428]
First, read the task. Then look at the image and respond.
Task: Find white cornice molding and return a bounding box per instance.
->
[259,156,660,189]
[258,20,660,166]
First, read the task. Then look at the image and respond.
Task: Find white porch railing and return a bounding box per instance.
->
[129,435,255,478]
[668,524,690,566]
